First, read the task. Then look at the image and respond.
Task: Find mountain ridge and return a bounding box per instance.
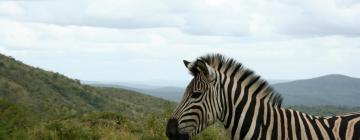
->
[92,74,360,106]
[273,74,360,106]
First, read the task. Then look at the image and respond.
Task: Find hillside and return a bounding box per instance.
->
[0,53,231,140]
[273,74,360,106]
[0,54,175,120]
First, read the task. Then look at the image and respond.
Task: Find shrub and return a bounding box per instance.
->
[0,100,32,139]
[29,120,100,140]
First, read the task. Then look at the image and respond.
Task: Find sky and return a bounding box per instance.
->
[0,0,359,85]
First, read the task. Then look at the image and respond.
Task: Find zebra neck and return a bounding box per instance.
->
[219,69,283,120]
[220,88,281,139]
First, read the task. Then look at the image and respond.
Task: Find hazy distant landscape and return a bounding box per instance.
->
[85,81,185,102]
[88,74,360,106]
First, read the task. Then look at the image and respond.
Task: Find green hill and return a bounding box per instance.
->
[0,53,229,140]
[0,53,175,120]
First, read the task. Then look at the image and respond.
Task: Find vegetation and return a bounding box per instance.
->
[0,53,229,139]
[1,99,359,140]
[0,99,229,140]
[1,53,360,140]
[0,54,176,120]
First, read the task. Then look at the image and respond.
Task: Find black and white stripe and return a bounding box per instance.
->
[166,54,360,140]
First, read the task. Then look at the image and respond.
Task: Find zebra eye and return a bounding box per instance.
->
[191,92,202,98]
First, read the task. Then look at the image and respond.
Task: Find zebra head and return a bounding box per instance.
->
[166,59,223,140]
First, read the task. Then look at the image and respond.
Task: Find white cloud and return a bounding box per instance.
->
[269,0,360,36]
[0,0,358,37]
[0,1,25,17]
[1,0,360,82]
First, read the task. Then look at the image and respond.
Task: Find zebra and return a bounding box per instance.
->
[166,54,360,140]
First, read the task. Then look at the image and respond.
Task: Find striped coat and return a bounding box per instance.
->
[166,54,360,140]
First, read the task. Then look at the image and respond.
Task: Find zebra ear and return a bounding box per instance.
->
[184,60,199,76]
[184,60,215,81]
[183,60,192,69]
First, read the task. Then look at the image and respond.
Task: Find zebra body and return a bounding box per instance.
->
[166,54,360,140]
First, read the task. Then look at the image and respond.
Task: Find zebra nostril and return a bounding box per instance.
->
[166,118,179,139]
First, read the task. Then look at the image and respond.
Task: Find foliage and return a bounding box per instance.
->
[28,120,100,140]
[0,100,32,140]
[193,123,229,140]
[0,53,176,121]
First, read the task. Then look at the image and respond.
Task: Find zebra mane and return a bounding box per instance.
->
[197,53,283,106]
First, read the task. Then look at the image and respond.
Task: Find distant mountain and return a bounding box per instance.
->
[0,54,175,120]
[83,81,160,89]
[273,74,360,106]
[93,74,360,107]
[85,79,290,102]
[86,81,184,102]
[137,86,184,102]
[268,79,291,84]
[84,80,189,88]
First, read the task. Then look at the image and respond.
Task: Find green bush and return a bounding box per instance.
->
[0,100,32,140]
[82,112,128,126]
[194,124,229,140]
[29,120,100,140]
[141,115,167,140]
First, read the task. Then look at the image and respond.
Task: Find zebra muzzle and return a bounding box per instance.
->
[166,118,190,140]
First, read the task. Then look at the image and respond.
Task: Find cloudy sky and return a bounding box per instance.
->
[0,0,359,85]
